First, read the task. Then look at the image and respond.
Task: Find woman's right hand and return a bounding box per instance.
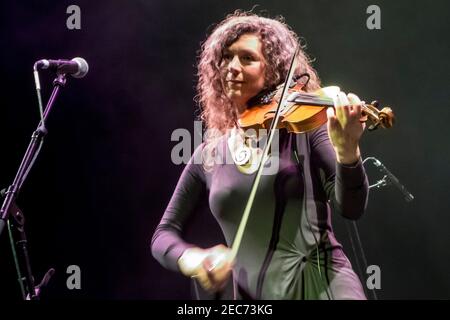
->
[177,244,234,293]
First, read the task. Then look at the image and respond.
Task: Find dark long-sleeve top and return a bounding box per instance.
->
[152,124,369,299]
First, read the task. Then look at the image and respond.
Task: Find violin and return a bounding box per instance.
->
[239,82,395,133]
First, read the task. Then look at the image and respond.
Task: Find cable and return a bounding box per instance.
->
[7,220,26,299]
[15,66,48,190]
[18,139,44,190]
[345,156,380,300]
[33,68,45,128]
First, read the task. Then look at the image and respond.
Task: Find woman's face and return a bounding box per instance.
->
[221,33,266,113]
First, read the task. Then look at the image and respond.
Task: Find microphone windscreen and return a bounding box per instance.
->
[72,57,89,78]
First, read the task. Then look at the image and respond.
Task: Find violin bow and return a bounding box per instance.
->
[230,44,300,260]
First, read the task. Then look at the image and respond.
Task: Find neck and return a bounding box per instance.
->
[237,105,247,116]
[235,100,249,115]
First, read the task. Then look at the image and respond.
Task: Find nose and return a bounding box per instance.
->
[228,55,241,75]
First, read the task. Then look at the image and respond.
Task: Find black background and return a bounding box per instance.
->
[0,0,449,299]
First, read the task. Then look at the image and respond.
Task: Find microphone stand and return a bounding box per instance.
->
[346,156,414,300]
[0,73,66,299]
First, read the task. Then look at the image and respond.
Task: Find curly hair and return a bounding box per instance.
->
[195,10,321,168]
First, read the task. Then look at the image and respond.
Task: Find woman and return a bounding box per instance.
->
[151,11,368,300]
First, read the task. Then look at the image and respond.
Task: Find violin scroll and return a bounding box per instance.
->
[362,100,395,131]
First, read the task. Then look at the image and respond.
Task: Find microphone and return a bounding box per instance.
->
[34,57,89,78]
[372,158,414,202]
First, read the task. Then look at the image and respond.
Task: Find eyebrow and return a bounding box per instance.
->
[224,48,261,58]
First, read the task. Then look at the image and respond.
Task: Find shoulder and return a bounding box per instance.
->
[175,143,206,184]
[187,134,227,176]
[189,142,206,165]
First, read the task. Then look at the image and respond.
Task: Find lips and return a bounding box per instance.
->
[227,80,244,86]
[226,79,244,83]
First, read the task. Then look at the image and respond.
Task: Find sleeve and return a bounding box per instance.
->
[309,123,369,220]
[150,144,207,272]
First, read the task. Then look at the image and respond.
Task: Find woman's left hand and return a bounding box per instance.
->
[326,92,366,165]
